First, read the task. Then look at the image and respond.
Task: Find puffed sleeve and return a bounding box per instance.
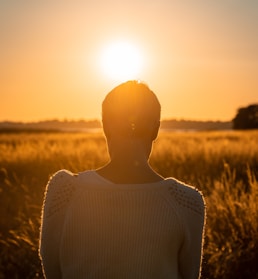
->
[39,170,76,279]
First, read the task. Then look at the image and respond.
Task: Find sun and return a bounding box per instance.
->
[100,40,143,82]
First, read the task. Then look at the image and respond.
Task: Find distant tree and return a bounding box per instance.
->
[233,104,258,129]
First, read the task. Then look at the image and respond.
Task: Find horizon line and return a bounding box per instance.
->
[0,117,233,123]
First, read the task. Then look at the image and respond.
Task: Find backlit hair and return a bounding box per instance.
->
[102,80,161,138]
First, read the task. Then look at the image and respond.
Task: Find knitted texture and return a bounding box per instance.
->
[43,170,77,218]
[40,170,205,279]
[39,170,77,278]
[168,178,205,216]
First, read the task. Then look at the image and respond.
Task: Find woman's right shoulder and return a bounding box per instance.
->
[165,177,205,217]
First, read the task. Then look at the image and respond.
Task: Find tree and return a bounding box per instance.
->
[233,104,258,129]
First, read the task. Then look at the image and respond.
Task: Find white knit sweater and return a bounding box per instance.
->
[39,170,205,279]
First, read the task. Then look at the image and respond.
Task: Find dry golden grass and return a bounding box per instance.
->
[0,130,257,278]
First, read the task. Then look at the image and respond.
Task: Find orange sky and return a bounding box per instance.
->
[1,0,257,122]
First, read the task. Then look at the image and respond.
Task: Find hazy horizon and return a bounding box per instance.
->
[0,117,234,124]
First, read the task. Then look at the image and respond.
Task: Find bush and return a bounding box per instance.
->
[233,104,258,130]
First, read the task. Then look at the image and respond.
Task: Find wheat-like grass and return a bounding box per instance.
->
[0,130,257,278]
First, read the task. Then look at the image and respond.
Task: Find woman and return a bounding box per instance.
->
[39,80,206,279]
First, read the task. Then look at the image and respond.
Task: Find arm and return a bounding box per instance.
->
[178,190,206,279]
[39,170,76,279]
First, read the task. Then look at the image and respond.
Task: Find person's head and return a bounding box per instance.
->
[102,80,161,144]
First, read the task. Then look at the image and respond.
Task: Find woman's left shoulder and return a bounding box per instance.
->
[43,169,78,218]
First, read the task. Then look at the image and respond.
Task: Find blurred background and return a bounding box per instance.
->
[1,0,257,122]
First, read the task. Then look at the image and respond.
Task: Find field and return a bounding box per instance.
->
[0,130,257,279]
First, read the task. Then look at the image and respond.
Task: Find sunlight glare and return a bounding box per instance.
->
[100,41,143,82]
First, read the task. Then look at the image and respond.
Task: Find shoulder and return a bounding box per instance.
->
[47,169,76,192]
[48,169,75,182]
[43,169,77,218]
[166,178,205,217]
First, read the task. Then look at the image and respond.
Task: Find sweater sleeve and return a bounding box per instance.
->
[39,170,76,279]
[169,181,206,279]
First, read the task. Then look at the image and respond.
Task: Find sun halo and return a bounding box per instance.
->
[100,40,143,82]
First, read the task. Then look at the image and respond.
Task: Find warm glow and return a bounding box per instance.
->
[100,41,143,82]
[1,2,257,121]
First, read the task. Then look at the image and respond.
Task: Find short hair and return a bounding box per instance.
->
[102,80,161,138]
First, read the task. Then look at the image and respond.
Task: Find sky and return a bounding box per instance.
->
[1,0,257,122]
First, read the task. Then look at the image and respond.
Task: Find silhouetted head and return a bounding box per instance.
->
[102,80,161,142]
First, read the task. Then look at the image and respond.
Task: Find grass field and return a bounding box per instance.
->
[0,130,257,278]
